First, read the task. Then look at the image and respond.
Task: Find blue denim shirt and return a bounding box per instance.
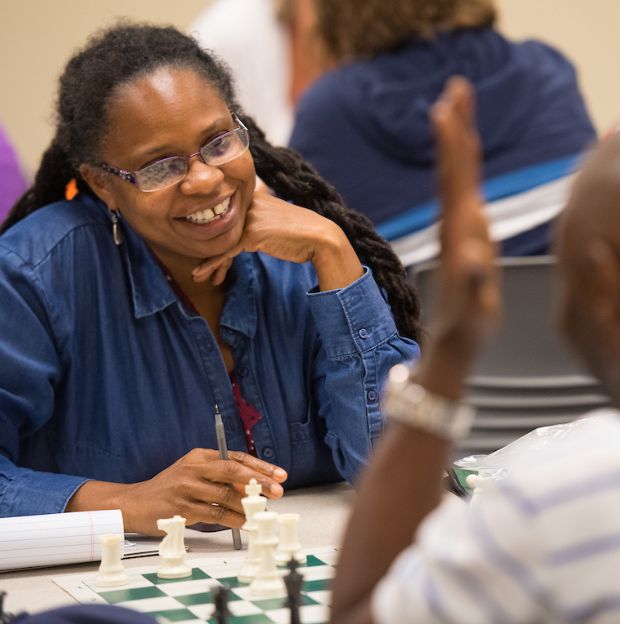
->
[0,195,420,517]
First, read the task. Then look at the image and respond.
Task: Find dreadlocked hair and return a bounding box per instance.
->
[244,115,421,342]
[0,22,420,341]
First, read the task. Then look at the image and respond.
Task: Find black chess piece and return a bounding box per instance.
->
[0,591,14,624]
[283,558,303,624]
[211,584,232,624]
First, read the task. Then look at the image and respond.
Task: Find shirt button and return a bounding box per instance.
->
[367,390,377,401]
[263,447,275,460]
[358,328,369,339]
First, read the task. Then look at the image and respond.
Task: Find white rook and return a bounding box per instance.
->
[96,534,129,587]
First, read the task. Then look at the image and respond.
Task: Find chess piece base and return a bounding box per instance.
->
[95,571,130,587]
[248,578,286,598]
[238,561,260,584]
[157,556,192,579]
[276,551,307,566]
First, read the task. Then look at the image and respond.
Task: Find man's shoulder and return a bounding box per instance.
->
[474,411,620,533]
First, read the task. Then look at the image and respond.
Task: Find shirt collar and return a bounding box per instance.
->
[89,197,258,329]
[117,205,257,331]
[117,215,178,319]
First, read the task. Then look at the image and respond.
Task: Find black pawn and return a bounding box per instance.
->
[283,557,303,624]
[0,592,8,624]
[211,584,232,624]
[0,591,18,624]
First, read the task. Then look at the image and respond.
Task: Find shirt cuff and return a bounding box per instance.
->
[307,267,398,358]
[1,465,89,517]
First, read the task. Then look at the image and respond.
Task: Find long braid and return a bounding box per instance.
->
[1,140,84,234]
[244,115,422,342]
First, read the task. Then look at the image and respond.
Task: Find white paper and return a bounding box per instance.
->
[0,509,123,572]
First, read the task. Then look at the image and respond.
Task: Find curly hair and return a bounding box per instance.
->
[1,22,421,341]
[314,0,497,62]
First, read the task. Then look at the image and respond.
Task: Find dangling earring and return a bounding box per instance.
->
[109,210,123,246]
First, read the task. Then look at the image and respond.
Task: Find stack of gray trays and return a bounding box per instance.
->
[409,256,612,460]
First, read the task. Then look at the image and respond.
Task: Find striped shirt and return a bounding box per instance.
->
[372,410,620,623]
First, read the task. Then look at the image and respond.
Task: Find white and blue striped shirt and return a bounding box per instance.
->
[373,410,620,623]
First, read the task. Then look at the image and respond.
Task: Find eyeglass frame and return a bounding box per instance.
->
[98,114,249,192]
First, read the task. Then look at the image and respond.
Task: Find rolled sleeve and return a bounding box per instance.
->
[307,267,420,483]
[307,267,401,358]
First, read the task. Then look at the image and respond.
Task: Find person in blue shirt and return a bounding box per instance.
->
[0,24,420,535]
[289,0,596,260]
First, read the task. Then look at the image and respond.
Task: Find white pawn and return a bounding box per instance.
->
[238,478,268,583]
[157,515,191,579]
[276,513,306,566]
[95,534,129,587]
[248,511,285,598]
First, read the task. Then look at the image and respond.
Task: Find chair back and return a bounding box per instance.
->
[410,256,611,457]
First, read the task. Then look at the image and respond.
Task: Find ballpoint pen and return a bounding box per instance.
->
[214,404,243,550]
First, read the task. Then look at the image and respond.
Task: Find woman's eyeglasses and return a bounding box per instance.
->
[99,115,249,192]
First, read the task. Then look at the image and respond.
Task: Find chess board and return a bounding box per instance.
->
[53,547,338,623]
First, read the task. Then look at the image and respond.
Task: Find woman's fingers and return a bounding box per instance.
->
[211,260,232,285]
[119,448,288,534]
[184,448,287,497]
[192,254,237,283]
[227,449,288,482]
[179,497,247,529]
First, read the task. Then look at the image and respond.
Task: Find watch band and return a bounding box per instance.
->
[383,364,475,441]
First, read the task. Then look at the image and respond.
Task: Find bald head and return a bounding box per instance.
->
[555,134,620,405]
[558,133,620,263]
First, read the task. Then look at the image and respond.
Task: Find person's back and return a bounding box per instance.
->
[290,1,596,258]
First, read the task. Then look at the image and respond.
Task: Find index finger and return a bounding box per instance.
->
[431,78,485,250]
[192,247,241,282]
[228,450,288,483]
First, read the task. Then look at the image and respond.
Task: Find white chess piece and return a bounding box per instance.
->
[238,478,268,583]
[248,511,286,598]
[95,534,129,587]
[276,513,306,566]
[156,515,191,579]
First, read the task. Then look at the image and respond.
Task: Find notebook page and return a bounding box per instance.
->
[0,509,123,571]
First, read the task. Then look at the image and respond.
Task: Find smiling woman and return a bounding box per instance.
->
[0,23,421,534]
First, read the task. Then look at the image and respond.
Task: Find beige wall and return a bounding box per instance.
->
[0,0,206,176]
[496,0,620,137]
[0,0,618,178]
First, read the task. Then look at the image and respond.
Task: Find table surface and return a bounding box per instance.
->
[0,482,354,616]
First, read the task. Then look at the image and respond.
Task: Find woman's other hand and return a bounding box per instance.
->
[66,449,288,536]
[192,191,363,290]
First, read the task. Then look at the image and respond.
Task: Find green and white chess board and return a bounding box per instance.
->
[53,547,338,623]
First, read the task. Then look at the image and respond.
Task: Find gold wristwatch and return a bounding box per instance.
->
[383,364,475,441]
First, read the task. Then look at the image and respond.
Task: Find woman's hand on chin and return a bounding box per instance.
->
[192,191,363,291]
